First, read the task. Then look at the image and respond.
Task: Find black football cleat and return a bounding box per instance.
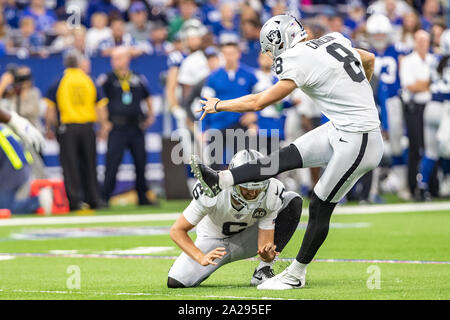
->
[190,155,222,198]
[250,266,275,286]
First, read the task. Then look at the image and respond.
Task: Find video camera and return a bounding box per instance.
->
[6,63,32,86]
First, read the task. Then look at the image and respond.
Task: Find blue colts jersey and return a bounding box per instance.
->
[430,55,450,102]
[373,45,404,100]
[167,50,186,69]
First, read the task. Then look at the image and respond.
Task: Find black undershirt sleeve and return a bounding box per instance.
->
[230,144,303,185]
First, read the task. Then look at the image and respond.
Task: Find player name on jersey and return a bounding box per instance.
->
[305,35,335,49]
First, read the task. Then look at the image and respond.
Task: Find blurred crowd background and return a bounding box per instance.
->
[0,0,449,213]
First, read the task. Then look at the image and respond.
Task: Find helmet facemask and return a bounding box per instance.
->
[228,149,270,212]
[231,181,269,211]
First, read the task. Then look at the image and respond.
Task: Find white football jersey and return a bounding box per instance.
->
[276,32,380,132]
[178,50,210,86]
[183,178,286,239]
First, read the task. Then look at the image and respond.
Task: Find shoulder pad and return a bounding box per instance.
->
[264,178,285,212]
[191,181,217,208]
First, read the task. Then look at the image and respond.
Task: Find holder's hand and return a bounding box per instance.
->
[198,247,227,266]
[197,96,220,120]
[257,242,278,263]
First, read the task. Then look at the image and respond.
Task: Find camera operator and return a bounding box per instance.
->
[1,65,41,129]
[0,64,46,179]
[0,71,44,151]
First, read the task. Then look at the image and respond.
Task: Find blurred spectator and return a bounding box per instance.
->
[176,46,221,173]
[270,1,288,17]
[50,20,73,53]
[344,0,366,34]
[44,52,105,211]
[126,1,152,41]
[367,14,410,199]
[168,0,198,41]
[240,3,259,22]
[416,29,450,200]
[430,18,446,53]
[147,20,173,55]
[396,11,421,52]
[64,26,90,57]
[444,0,450,27]
[200,0,221,26]
[177,19,209,100]
[0,10,10,43]
[201,40,258,167]
[368,0,412,25]
[111,0,130,13]
[20,0,56,34]
[98,18,145,57]
[210,1,239,38]
[420,0,441,31]
[328,14,348,37]
[85,12,112,55]
[86,0,121,27]
[3,0,20,29]
[181,45,221,124]
[254,52,286,156]
[400,30,433,197]
[240,18,260,55]
[98,46,155,206]
[165,47,186,114]
[6,16,46,57]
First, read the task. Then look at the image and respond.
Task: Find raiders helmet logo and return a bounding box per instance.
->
[252,208,267,219]
[266,29,282,45]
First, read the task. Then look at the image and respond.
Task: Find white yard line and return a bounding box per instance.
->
[0,213,180,227]
[0,288,300,300]
[0,201,449,227]
[1,252,449,264]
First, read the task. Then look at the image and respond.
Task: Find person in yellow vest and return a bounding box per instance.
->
[44,52,108,211]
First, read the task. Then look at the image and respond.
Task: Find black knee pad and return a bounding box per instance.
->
[273,196,303,253]
[167,277,186,288]
[287,196,303,223]
[308,191,336,226]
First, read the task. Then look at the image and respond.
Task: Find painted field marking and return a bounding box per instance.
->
[0,201,449,227]
[1,252,448,265]
[0,289,301,300]
[0,255,15,261]
[0,213,180,227]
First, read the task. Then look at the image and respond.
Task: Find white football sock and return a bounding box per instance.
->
[219,170,234,190]
[288,260,308,279]
[257,260,274,270]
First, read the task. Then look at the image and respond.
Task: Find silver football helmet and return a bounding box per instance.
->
[229,149,270,211]
[179,18,207,40]
[366,14,393,51]
[440,29,450,55]
[259,14,308,60]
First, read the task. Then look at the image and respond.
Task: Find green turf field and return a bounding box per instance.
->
[0,200,449,300]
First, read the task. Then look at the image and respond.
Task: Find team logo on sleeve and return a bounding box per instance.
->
[252,208,268,219]
[266,30,282,45]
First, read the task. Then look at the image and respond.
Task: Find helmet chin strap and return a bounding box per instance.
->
[232,187,267,211]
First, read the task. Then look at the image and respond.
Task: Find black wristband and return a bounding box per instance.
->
[213,100,221,112]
